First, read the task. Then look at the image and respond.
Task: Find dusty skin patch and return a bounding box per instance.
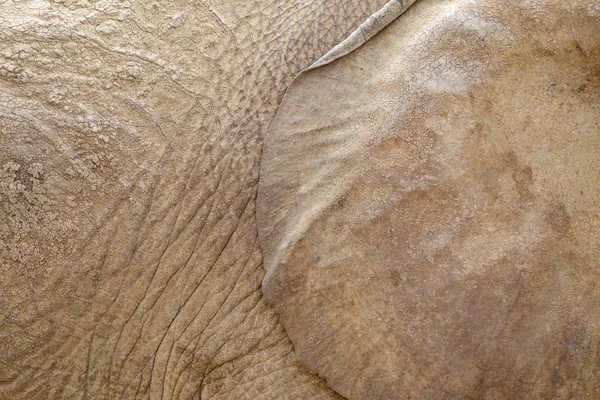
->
[258,0,600,399]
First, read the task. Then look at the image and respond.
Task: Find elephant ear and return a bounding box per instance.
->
[257,0,600,398]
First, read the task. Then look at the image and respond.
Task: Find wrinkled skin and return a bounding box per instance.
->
[259,0,600,399]
[0,0,393,398]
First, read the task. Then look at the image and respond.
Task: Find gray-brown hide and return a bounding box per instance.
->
[0,0,394,398]
[258,0,600,399]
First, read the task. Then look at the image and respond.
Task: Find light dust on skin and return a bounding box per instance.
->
[258,0,600,399]
[0,20,167,322]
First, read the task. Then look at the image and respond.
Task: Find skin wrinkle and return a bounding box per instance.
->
[169,242,259,399]
[113,151,233,361]
[157,194,256,399]
[142,152,234,317]
[102,178,167,392]
[198,299,280,394]
[172,235,260,368]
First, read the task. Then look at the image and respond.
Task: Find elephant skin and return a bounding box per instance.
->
[258,0,600,399]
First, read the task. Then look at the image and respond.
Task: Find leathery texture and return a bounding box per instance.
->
[0,0,392,398]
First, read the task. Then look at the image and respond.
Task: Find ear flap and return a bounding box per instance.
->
[257,0,600,398]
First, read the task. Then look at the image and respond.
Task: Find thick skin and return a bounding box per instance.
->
[258,0,600,398]
[0,0,393,398]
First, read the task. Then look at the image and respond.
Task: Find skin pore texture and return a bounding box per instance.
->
[0,0,400,398]
[258,0,600,399]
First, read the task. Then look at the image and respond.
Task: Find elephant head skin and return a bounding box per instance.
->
[0,0,394,398]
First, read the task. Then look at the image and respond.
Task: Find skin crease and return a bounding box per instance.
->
[258,0,600,399]
[0,0,394,399]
